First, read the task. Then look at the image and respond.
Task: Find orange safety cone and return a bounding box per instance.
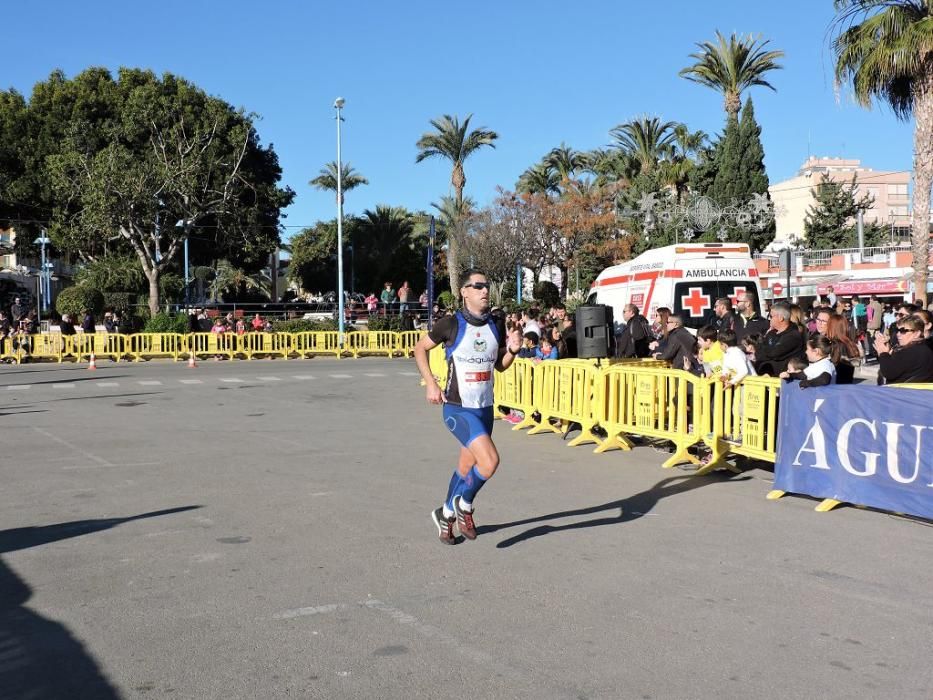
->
[88,353,97,370]
[187,353,197,369]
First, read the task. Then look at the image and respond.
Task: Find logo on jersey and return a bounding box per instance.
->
[473,338,488,352]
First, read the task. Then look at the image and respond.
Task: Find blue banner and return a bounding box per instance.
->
[775,383,933,519]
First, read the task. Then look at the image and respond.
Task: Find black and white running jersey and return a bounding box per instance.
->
[428,312,504,408]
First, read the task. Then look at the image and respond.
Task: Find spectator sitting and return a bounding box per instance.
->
[780,336,837,388]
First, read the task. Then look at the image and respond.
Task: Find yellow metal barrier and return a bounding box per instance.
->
[292,331,343,358]
[347,331,398,358]
[128,333,183,361]
[527,359,604,448]
[185,332,237,360]
[427,343,448,388]
[70,333,127,361]
[1,336,22,364]
[703,376,781,471]
[594,366,702,468]
[492,358,538,430]
[28,333,67,363]
[398,331,426,358]
[239,332,293,359]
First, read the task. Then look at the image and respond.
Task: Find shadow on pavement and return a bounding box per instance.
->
[0,505,202,554]
[479,472,750,548]
[0,505,202,699]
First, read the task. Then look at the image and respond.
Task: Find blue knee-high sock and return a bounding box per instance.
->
[456,466,488,508]
[444,469,463,513]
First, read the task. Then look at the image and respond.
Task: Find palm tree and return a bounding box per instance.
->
[679,31,784,121]
[586,148,640,187]
[416,114,498,289]
[355,206,417,288]
[660,125,708,202]
[545,143,588,179]
[832,0,933,306]
[210,259,271,300]
[309,161,368,205]
[610,117,680,175]
[517,162,561,196]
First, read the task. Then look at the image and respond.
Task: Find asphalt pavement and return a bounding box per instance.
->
[0,356,931,699]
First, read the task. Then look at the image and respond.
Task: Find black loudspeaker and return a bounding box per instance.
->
[575,305,614,359]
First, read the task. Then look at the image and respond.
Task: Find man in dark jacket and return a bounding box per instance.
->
[654,313,696,370]
[713,298,738,333]
[616,303,652,358]
[734,296,769,342]
[755,302,805,376]
[81,309,96,333]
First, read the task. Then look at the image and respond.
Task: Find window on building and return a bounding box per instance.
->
[887,183,908,196]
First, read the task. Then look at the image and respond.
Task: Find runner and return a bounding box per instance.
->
[413,269,522,545]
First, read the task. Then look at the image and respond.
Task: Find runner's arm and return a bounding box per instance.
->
[496,327,523,372]
[413,335,445,404]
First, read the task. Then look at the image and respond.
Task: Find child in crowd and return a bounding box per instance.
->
[697,325,723,377]
[534,336,558,362]
[741,333,761,367]
[517,331,539,358]
[718,330,755,386]
[780,336,836,388]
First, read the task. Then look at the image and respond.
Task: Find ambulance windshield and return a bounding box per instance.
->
[672,281,760,330]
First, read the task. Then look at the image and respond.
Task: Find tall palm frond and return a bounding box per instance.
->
[545,143,588,179]
[610,117,680,175]
[831,0,933,304]
[517,162,561,196]
[309,161,368,204]
[679,31,784,119]
[415,114,498,206]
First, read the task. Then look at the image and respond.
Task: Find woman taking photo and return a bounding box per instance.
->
[874,314,933,384]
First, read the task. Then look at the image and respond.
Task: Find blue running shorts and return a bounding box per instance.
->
[442,404,494,448]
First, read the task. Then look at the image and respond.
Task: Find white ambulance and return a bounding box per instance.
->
[586,243,764,332]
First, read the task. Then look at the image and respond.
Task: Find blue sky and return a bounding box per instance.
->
[3,1,914,240]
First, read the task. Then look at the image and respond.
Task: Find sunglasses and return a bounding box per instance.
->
[896,327,915,334]
[463,282,490,290]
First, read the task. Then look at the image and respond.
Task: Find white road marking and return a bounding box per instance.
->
[273,603,349,620]
[257,376,281,381]
[364,373,386,377]
[179,379,203,385]
[52,383,76,389]
[397,371,419,376]
[330,374,352,379]
[138,380,162,386]
[33,426,113,467]
[96,382,120,387]
[6,385,29,391]
[220,377,244,383]
[292,375,315,380]
[62,461,162,471]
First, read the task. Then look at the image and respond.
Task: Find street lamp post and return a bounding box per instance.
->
[34,232,51,314]
[334,97,346,345]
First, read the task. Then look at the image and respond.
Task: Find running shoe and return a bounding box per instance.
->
[431,507,457,545]
[452,496,477,540]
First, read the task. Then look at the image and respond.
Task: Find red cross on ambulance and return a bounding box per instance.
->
[681,287,711,317]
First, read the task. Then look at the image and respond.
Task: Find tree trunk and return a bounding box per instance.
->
[724,91,741,121]
[147,270,160,317]
[447,233,460,298]
[912,75,933,308]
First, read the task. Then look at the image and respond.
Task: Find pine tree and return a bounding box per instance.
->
[698,99,776,251]
[803,174,887,249]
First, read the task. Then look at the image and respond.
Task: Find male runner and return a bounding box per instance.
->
[413,269,522,545]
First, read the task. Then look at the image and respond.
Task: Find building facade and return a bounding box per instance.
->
[768,157,911,250]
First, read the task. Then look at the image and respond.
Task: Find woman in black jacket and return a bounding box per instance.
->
[874,314,933,384]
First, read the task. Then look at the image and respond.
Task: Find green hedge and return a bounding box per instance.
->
[270,318,339,333]
[55,286,104,318]
[143,313,189,334]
